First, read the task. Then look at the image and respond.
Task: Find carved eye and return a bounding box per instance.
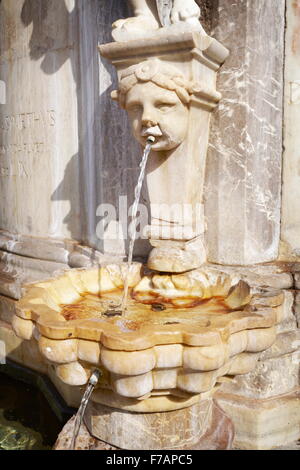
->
[157,103,176,112]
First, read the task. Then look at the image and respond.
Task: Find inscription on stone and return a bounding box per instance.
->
[0,110,56,131]
[0,109,57,177]
[0,161,28,178]
[0,142,45,156]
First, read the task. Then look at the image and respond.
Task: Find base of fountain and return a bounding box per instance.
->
[54,400,234,450]
[147,237,206,273]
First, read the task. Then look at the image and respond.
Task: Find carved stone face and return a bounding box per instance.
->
[125,81,189,151]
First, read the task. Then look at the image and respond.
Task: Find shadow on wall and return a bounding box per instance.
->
[20,0,150,258]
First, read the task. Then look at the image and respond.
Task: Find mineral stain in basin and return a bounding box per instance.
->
[60,289,232,329]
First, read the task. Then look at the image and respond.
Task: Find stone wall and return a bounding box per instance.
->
[0,0,299,451]
[0,0,148,251]
[204,0,300,449]
[0,0,289,281]
[0,0,150,296]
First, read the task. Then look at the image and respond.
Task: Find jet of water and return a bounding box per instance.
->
[70,369,101,450]
[121,137,155,315]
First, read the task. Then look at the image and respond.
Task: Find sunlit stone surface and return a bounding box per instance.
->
[12,264,281,411]
[280,0,300,259]
[205,0,285,265]
[0,0,299,452]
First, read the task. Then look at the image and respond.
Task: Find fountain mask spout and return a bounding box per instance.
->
[89,369,102,386]
[146,135,156,144]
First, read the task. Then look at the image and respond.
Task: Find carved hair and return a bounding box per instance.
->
[111,59,195,108]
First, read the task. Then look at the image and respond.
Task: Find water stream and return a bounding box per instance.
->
[70,369,101,450]
[69,141,152,447]
[120,139,154,315]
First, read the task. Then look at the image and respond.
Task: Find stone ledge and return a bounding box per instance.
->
[259,330,300,360]
[215,389,300,450]
[0,250,68,299]
[219,350,300,399]
[208,264,293,290]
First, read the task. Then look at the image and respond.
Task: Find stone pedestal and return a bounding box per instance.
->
[54,400,234,450]
[215,292,300,449]
[100,32,229,272]
[216,390,300,450]
[85,399,213,450]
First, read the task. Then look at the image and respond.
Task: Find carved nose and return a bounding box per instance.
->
[141,111,157,128]
[142,118,157,128]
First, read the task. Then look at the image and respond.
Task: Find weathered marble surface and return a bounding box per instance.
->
[0,320,47,374]
[209,263,293,290]
[0,0,299,452]
[216,389,300,450]
[100,32,228,271]
[280,0,300,260]
[0,294,16,324]
[205,0,285,265]
[0,0,146,260]
[85,399,213,450]
[0,0,79,239]
[12,263,282,413]
[112,0,205,42]
[0,230,75,264]
[275,290,297,334]
[0,230,123,300]
[0,249,68,299]
[219,348,300,400]
[215,288,300,450]
[54,400,234,450]
[292,291,300,328]
[0,0,288,275]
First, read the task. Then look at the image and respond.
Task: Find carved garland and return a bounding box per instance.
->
[111,58,221,108]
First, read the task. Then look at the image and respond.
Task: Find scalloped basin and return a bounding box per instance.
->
[61,291,231,324]
[13,263,283,412]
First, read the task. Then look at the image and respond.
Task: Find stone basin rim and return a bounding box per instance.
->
[15,264,283,351]
[33,308,277,350]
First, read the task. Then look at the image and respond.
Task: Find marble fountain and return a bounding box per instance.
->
[10,0,287,450]
[13,263,283,449]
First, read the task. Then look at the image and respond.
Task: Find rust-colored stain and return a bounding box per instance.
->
[292,0,300,54]
[60,290,231,323]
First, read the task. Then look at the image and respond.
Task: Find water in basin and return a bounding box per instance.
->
[60,289,231,329]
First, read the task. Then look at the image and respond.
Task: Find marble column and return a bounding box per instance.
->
[280,0,300,260]
[205,0,285,265]
[0,1,142,299]
[0,0,80,240]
